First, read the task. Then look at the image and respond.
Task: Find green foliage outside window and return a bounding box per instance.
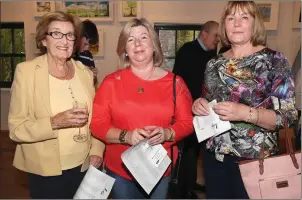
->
[176,30,194,52]
[0,23,25,88]
[155,24,202,71]
[0,29,12,53]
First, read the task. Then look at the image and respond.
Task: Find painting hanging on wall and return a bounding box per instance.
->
[256,1,279,30]
[34,1,55,17]
[62,1,113,22]
[118,1,141,22]
[90,27,104,57]
[292,1,301,29]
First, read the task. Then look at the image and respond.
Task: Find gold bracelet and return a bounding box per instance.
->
[245,107,253,123]
[167,128,174,141]
[255,108,259,125]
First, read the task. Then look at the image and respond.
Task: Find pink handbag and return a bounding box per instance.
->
[239,117,301,199]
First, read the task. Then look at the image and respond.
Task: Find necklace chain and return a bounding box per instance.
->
[136,67,155,94]
[49,65,70,80]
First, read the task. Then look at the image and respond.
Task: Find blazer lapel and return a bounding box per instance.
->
[33,56,93,116]
[35,55,52,115]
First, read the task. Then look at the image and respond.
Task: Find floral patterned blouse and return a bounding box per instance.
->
[203,48,297,162]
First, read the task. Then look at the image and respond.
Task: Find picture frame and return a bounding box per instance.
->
[90,27,105,57]
[34,1,56,17]
[118,1,141,22]
[62,1,114,22]
[292,1,301,29]
[256,1,279,30]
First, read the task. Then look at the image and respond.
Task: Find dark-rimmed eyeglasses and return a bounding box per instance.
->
[46,31,76,41]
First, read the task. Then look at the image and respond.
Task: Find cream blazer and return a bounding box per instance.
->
[8,54,105,176]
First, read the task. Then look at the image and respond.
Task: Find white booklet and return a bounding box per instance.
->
[121,140,171,194]
[73,165,115,199]
[193,99,232,142]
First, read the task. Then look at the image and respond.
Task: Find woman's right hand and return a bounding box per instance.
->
[50,108,88,130]
[125,128,150,146]
[192,98,210,116]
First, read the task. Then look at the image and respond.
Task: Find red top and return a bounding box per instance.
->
[91,68,193,180]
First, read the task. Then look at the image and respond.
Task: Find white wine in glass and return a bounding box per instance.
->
[72,101,88,143]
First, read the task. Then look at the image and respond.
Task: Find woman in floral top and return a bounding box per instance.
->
[192,1,297,199]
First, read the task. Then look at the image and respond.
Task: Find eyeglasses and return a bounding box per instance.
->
[46,31,76,41]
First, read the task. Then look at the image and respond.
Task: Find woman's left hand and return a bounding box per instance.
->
[89,155,103,168]
[213,101,249,121]
[144,126,169,146]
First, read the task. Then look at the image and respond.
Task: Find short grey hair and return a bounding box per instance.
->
[198,21,219,37]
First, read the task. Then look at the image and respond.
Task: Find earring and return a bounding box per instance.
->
[125,53,128,57]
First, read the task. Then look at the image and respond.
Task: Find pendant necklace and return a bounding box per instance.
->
[137,67,155,94]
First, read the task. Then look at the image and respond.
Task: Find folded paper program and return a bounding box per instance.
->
[193,99,232,142]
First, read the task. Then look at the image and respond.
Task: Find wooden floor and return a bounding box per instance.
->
[0,130,30,198]
[0,130,205,199]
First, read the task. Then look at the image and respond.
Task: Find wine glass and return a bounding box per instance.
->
[72,101,88,143]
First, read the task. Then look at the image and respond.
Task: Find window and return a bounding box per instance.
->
[0,22,25,88]
[154,24,202,71]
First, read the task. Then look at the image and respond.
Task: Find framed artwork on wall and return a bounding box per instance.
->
[256,1,279,30]
[62,1,113,22]
[118,1,141,22]
[90,27,105,57]
[34,1,56,17]
[292,1,301,29]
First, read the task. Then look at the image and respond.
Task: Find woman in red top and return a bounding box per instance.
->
[90,18,193,199]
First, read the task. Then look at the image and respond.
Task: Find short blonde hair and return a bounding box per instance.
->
[35,11,82,54]
[116,18,163,68]
[219,1,266,47]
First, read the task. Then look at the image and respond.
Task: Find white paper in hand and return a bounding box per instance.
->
[121,140,171,194]
[73,165,115,199]
[193,99,232,142]
[147,142,167,167]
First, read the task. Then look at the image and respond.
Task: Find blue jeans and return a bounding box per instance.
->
[107,170,170,199]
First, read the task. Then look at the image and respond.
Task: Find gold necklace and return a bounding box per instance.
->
[137,67,155,94]
[49,65,70,80]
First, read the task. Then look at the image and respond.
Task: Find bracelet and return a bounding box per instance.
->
[119,129,128,144]
[245,107,253,123]
[255,108,259,125]
[167,128,174,141]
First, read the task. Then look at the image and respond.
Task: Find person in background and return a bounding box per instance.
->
[8,11,104,199]
[292,47,301,150]
[75,19,99,85]
[172,20,219,198]
[90,18,193,199]
[218,45,231,54]
[192,1,297,198]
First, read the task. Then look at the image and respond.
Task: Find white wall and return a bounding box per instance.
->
[1,1,301,130]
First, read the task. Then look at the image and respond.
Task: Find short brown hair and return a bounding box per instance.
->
[219,1,266,47]
[116,18,163,68]
[35,11,82,54]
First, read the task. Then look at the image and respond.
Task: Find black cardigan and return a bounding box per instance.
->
[173,39,217,100]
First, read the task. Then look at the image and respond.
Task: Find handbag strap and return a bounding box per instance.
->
[170,74,177,174]
[171,74,177,125]
[258,111,299,174]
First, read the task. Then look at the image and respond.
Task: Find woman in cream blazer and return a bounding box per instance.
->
[8,11,105,199]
